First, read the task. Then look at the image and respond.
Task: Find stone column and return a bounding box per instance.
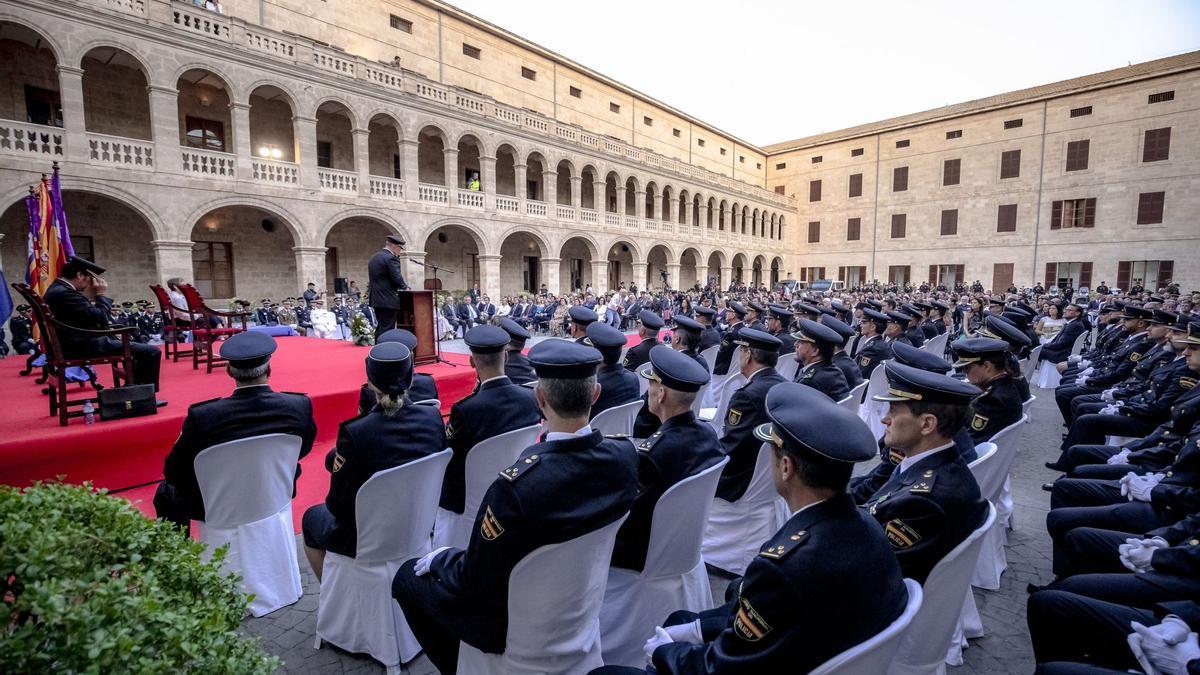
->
[147,84,180,174]
[293,246,328,293]
[720,265,733,288]
[151,240,195,286]
[592,180,606,213]
[699,202,710,230]
[399,139,419,194]
[695,263,709,289]
[634,190,646,220]
[229,101,253,178]
[720,207,730,232]
[590,260,610,294]
[616,186,627,217]
[682,200,692,228]
[666,263,681,290]
[514,163,527,211]
[732,209,742,235]
[541,257,561,295]
[570,176,582,209]
[480,155,497,210]
[56,65,88,164]
[478,254,502,300]
[293,115,319,189]
[352,127,371,196]
[632,262,648,290]
[652,193,663,221]
[541,170,556,204]
[443,147,459,190]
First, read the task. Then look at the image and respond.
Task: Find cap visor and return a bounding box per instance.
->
[752,423,775,443]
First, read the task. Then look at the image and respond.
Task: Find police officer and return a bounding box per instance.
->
[670,315,709,370]
[952,337,1026,444]
[302,342,445,580]
[927,301,950,336]
[493,317,535,386]
[711,302,747,377]
[611,347,723,572]
[1056,306,1154,424]
[391,340,637,674]
[153,331,316,530]
[440,325,542,519]
[609,382,907,675]
[716,329,787,502]
[744,301,767,332]
[897,306,925,348]
[588,321,641,419]
[885,310,915,347]
[978,314,1034,402]
[624,310,664,372]
[819,315,865,389]
[861,361,988,582]
[568,304,599,343]
[766,304,796,356]
[10,304,35,355]
[367,234,410,338]
[694,306,721,352]
[854,308,893,378]
[791,318,851,401]
[357,329,439,413]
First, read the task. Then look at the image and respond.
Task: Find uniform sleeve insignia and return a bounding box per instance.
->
[637,431,664,452]
[331,452,346,472]
[909,475,936,493]
[445,420,456,438]
[886,448,904,464]
[1180,378,1196,390]
[1130,352,1141,362]
[885,519,922,549]
[499,453,540,481]
[760,529,808,560]
[480,506,505,541]
[732,597,773,642]
[970,414,989,431]
[727,408,743,426]
[859,356,871,367]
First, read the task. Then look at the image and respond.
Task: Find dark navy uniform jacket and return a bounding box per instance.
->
[904,326,926,348]
[323,404,446,554]
[700,326,721,352]
[1087,333,1153,388]
[503,349,537,385]
[849,427,977,504]
[624,336,659,372]
[1147,511,1200,582]
[1040,317,1087,363]
[794,360,851,402]
[652,494,908,674]
[856,335,892,379]
[920,321,939,340]
[161,385,317,521]
[440,376,541,513]
[1114,345,1179,396]
[43,279,118,357]
[612,411,724,572]
[712,321,744,376]
[420,430,637,654]
[771,329,796,358]
[861,446,988,583]
[630,349,709,439]
[358,374,438,413]
[717,368,787,502]
[968,374,1025,444]
[593,363,642,420]
[1119,364,1199,424]
[832,351,865,389]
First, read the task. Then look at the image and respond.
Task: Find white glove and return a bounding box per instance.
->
[1120,472,1137,499]
[1075,374,1089,386]
[1080,359,1092,368]
[1081,366,1095,377]
[1107,449,1132,465]
[1101,404,1120,415]
[413,546,451,576]
[1101,388,1116,402]
[643,626,674,662]
[1132,618,1200,675]
[1120,537,1168,573]
[664,620,703,644]
[1129,473,1166,503]
[1068,354,1082,365]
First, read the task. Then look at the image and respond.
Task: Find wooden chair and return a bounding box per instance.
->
[11,283,133,426]
[178,284,250,373]
[149,284,196,363]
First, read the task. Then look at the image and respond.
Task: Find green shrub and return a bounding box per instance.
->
[0,482,280,674]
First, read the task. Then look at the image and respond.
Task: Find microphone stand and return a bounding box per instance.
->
[408,259,458,367]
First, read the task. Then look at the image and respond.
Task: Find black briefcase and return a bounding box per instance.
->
[97,384,158,421]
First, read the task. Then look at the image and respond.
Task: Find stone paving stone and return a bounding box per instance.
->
[243,382,1066,673]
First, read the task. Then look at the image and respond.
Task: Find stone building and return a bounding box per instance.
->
[765,51,1200,293]
[0,0,793,305]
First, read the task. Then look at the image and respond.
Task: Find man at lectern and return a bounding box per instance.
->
[367,234,410,338]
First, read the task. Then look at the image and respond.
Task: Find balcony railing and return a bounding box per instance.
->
[369,176,404,200]
[181,147,235,178]
[0,119,64,158]
[525,199,548,217]
[496,195,519,213]
[319,167,358,192]
[556,205,576,221]
[251,157,299,185]
[87,132,154,169]
[644,220,657,231]
[417,183,449,204]
[580,208,598,224]
[604,213,621,227]
[456,189,484,208]
[625,216,639,229]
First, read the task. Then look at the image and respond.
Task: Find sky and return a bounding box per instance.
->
[446,0,1200,147]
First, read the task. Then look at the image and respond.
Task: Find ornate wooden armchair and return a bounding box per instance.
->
[178,284,251,373]
[149,284,196,363]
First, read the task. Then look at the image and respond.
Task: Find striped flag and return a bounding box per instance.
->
[26,163,74,297]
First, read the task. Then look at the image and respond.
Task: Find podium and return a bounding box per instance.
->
[397,290,436,365]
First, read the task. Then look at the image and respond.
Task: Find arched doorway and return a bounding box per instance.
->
[680,247,702,289]
[189,204,299,301]
[646,244,671,291]
[423,224,480,291]
[499,230,549,295]
[752,254,766,288]
[706,251,725,289]
[607,240,636,290]
[81,46,151,141]
[731,253,748,285]
[559,236,596,294]
[324,216,396,296]
[770,256,783,288]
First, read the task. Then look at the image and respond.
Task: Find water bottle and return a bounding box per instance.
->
[83,400,95,426]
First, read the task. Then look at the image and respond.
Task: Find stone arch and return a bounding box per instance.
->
[0,15,66,64]
[606,237,643,265]
[645,243,673,289]
[679,246,703,288]
[499,227,553,294]
[556,231,601,260]
[177,195,305,244]
[364,109,405,139]
[770,256,784,287]
[315,208,409,245]
[247,83,297,162]
[525,150,550,201]
[187,202,303,300]
[495,142,520,197]
[75,39,156,84]
[323,214,402,295]
[450,129,491,157]
[243,78,300,110]
[421,220,486,291]
[559,234,599,293]
[706,249,726,287]
[313,96,359,130]
[422,217,490,255]
[417,123,450,185]
[456,133,485,189]
[496,224,552,259]
[0,179,168,242]
[80,43,153,139]
[171,61,239,99]
[731,252,749,284]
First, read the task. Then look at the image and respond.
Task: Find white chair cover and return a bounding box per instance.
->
[887,503,996,675]
[600,459,728,667]
[701,443,788,575]
[699,344,718,373]
[775,356,799,381]
[706,346,743,412]
[457,515,629,675]
[700,371,746,434]
[858,359,891,440]
[1022,395,1035,423]
[314,450,453,668]
[690,383,709,417]
[1070,330,1089,356]
[836,390,859,412]
[591,400,643,436]
[1022,345,1043,381]
[920,332,948,357]
[1035,360,1063,389]
[990,415,1027,537]
[638,374,650,396]
[433,424,541,550]
[847,379,869,406]
[194,433,304,618]
[811,579,924,675]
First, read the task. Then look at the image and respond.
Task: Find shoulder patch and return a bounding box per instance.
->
[970,413,989,432]
[732,596,773,642]
[480,505,505,541]
[859,356,871,367]
[760,529,808,560]
[1181,377,1197,390]
[726,408,743,426]
[445,418,457,438]
[909,471,937,494]
[499,453,541,481]
[331,451,346,472]
[887,448,904,465]
[885,519,922,549]
[1130,352,1141,362]
[637,430,665,452]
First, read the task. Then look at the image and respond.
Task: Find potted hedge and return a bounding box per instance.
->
[0,482,279,673]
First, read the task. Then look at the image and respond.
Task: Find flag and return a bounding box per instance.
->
[26,164,74,297]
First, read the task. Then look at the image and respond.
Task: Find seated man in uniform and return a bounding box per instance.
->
[952,337,1026,444]
[439,325,541,519]
[568,304,599,343]
[715,329,787,503]
[631,316,708,438]
[819,315,865,389]
[153,331,316,530]
[710,303,747,378]
[790,318,851,401]
[357,329,439,412]
[302,342,445,580]
[854,308,893,379]
[43,256,163,396]
[623,310,664,372]
[391,340,637,674]
[588,321,642,420]
[860,361,988,582]
[694,306,721,352]
[766,304,796,356]
[597,382,907,674]
[611,347,722,572]
[499,317,536,385]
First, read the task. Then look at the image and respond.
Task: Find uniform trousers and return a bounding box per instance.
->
[71,338,162,391]
[152,481,189,530]
[1056,384,1103,425]
[1062,413,1158,451]
[372,306,398,339]
[1047,444,1120,473]
[1027,590,1151,671]
[1070,393,1107,419]
[391,557,503,675]
[1051,528,1200,605]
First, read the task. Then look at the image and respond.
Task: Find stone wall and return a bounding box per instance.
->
[81,57,151,140]
[0,39,59,123]
[190,206,299,302]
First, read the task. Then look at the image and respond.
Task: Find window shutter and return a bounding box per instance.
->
[955,265,965,284]
[1157,261,1174,289]
[818,267,826,280]
[1084,198,1097,227]
[838,266,845,281]
[1080,262,1093,288]
[1117,261,1131,290]
[1045,262,1056,289]
[929,265,938,285]
[1051,201,1063,229]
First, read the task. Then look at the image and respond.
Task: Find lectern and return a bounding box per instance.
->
[397,290,436,365]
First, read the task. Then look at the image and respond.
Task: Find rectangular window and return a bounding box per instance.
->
[389,15,412,32]
[392,154,401,179]
[1004,118,1023,129]
[997,204,1018,232]
[847,217,861,241]
[738,155,745,163]
[1065,139,1090,171]
[888,265,910,285]
[992,263,1014,292]
[1118,260,1173,291]
[569,86,582,98]
[851,147,864,157]
[756,162,762,169]
[609,102,621,113]
[946,129,962,139]
[1000,149,1021,179]
[521,67,536,81]
[1143,127,1171,162]
[893,166,908,192]
[1046,261,1094,290]
[462,43,481,59]
[895,139,910,148]
[1070,105,1092,118]
[775,162,787,170]
[643,116,653,126]
[808,221,821,243]
[720,148,727,156]
[23,85,62,128]
[673,128,681,137]
[943,158,961,186]
[774,185,786,195]
[811,156,823,164]
[1137,191,1165,225]
[316,141,332,168]
[848,173,863,198]
[72,235,94,263]
[940,209,958,235]
[185,116,225,151]
[1051,198,1097,229]
[697,138,705,147]
[192,242,235,298]
[809,179,822,202]
[891,213,906,238]
[1148,90,1174,104]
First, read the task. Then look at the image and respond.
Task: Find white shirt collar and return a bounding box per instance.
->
[897,440,956,474]
[745,366,769,381]
[789,497,828,521]
[545,424,593,442]
[479,375,509,387]
[1127,331,1148,341]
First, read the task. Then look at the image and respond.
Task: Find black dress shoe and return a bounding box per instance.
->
[156,400,168,408]
[1042,482,1056,492]
[1027,583,1045,594]
[1045,461,1064,471]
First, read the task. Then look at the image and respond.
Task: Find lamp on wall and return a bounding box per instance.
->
[257,144,283,159]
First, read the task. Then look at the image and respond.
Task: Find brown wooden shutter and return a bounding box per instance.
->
[838,266,845,281]
[1045,262,1056,288]
[818,267,826,280]
[1117,261,1132,290]
[893,166,908,192]
[1083,198,1097,227]
[929,265,938,285]
[849,173,863,198]
[992,263,1014,292]
[809,180,822,202]
[1080,262,1093,287]
[1157,261,1174,289]
[955,265,965,284]
[1051,201,1063,229]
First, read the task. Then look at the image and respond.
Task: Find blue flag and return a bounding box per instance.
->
[0,267,12,322]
